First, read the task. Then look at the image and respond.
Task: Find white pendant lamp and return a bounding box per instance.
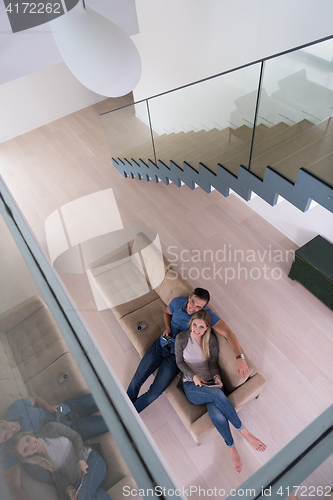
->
[49,2,141,97]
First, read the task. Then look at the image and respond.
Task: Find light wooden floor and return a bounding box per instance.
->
[0,95,332,499]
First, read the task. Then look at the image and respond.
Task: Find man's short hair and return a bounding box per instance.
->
[192,288,210,304]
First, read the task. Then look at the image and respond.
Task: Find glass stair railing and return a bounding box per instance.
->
[101,37,333,214]
[1,168,332,500]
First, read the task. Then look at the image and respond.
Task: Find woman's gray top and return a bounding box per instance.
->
[175,329,220,381]
[38,422,91,499]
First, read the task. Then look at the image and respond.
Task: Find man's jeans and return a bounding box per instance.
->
[79,449,110,500]
[62,393,109,441]
[127,339,180,413]
[183,382,243,447]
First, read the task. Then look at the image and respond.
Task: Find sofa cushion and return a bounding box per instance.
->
[86,433,132,491]
[0,296,44,334]
[109,238,171,320]
[217,335,257,394]
[25,352,90,405]
[0,380,28,419]
[6,306,69,384]
[21,469,59,500]
[0,332,28,417]
[120,299,166,357]
[154,269,193,306]
[91,259,150,309]
[165,378,207,429]
[110,289,159,321]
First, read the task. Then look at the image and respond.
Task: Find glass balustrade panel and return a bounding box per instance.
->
[250,38,333,186]
[0,190,179,500]
[101,100,155,165]
[147,64,261,176]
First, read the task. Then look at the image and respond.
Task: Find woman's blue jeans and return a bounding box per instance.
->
[127,339,180,413]
[183,382,243,447]
[79,449,110,500]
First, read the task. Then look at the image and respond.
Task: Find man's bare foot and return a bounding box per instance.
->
[229,446,242,474]
[239,428,267,451]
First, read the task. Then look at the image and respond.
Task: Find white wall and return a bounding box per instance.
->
[132,0,333,101]
[0,63,106,143]
[0,0,138,142]
[0,0,139,86]
[233,193,333,247]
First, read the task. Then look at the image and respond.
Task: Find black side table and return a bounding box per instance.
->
[288,235,333,310]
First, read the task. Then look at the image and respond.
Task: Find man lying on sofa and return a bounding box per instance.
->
[0,393,109,500]
[127,287,249,413]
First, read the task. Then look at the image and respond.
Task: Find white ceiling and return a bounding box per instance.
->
[0,0,139,85]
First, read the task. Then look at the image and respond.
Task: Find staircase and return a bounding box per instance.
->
[111,118,333,214]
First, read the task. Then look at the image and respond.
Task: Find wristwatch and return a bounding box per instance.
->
[236,354,245,360]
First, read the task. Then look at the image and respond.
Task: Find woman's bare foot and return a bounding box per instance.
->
[239,428,267,451]
[229,446,243,474]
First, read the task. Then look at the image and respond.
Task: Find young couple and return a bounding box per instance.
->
[1,393,110,500]
[127,287,267,474]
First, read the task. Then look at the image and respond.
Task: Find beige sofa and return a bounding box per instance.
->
[89,232,266,444]
[0,295,137,500]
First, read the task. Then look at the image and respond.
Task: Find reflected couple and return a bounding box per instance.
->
[5,422,109,500]
[0,393,110,500]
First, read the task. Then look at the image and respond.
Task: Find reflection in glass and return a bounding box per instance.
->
[148,64,261,175]
[45,190,165,311]
[250,39,333,186]
[101,100,155,165]
[0,212,138,500]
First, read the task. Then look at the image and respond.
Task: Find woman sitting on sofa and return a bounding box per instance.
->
[175,310,267,474]
[5,421,110,500]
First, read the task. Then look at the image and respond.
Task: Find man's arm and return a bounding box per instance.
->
[4,464,28,500]
[213,319,249,378]
[163,306,172,336]
[27,396,57,414]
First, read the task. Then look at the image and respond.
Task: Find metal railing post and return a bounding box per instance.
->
[248,61,265,171]
[146,100,157,165]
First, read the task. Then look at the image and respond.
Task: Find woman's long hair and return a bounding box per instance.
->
[189,310,212,360]
[5,431,57,472]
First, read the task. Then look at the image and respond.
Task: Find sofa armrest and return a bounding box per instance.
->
[86,433,133,492]
[87,243,130,271]
[106,475,139,500]
[0,295,45,333]
[228,373,266,411]
[190,412,216,444]
[170,373,266,444]
[21,467,59,500]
